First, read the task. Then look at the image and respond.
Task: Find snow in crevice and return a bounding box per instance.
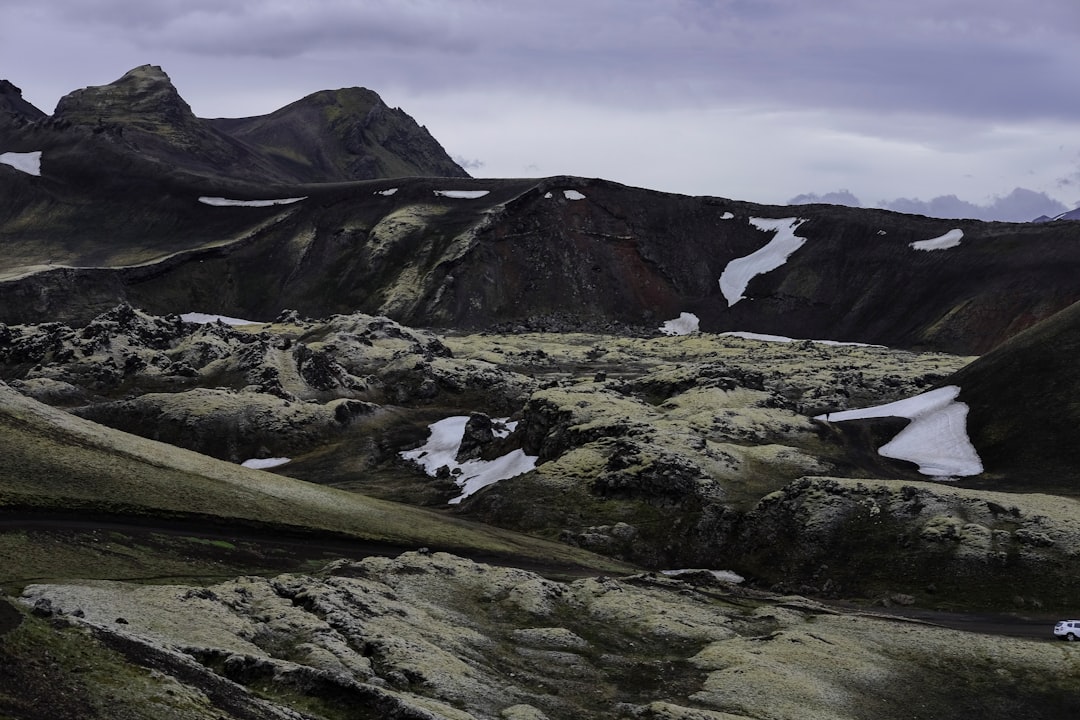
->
[375,188,399,196]
[400,416,537,504]
[718,217,807,307]
[434,189,490,199]
[720,212,735,220]
[563,190,586,200]
[815,385,983,477]
[199,196,306,207]
[0,151,42,176]
[911,229,963,251]
[180,312,260,326]
[659,312,700,336]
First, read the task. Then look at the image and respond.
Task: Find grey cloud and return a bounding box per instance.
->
[12,0,1079,122]
[453,156,485,171]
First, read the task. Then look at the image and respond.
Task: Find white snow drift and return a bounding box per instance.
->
[911,229,963,251]
[815,385,983,477]
[241,457,291,470]
[0,151,42,176]
[659,312,700,336]
[198,196,306,207]
[401,416,538,504]
[563,190,586,200]
[719,217,807,306]
[434,190,490,199]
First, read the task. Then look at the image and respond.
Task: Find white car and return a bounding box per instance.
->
[1053,620,1080,641]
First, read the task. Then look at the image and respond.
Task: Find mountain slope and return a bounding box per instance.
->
[209,87,468,181]
[949,299,1080,492]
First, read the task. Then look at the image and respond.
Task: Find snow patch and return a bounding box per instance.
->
[911,229,963,251]
[241,457,291,470]
[0,151,42,176]
[721,212,735,220]
[662,569,745,584]
[815,385,983,477]
[659,312,700,336]
[721,331,881,347]
[544,191,553,199]
[434,190,490,199]
[375,188,399,196]
[199,196,306,207]
[400,416,538,504]
[563,190,586,200]
[180,312,260,326]
[718,217,807,306]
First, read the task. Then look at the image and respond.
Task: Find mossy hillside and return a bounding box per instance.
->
[0,598,239,720]
[0,381,633,576]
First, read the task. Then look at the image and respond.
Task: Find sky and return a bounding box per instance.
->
[3,0,1080,220]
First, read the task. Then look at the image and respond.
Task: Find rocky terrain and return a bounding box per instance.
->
[3,67,1080,719]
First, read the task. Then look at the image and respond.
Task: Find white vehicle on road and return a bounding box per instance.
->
[1053,620,1080,641]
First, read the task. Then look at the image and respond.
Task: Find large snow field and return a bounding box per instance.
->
[400,415,538,504]
[719,217,807,306]
[0,151,42,176]
[815,385,983,477]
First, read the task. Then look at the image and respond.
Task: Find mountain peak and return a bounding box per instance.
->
[53,64,195,128]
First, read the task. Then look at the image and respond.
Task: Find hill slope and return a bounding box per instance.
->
[0,379,630,583]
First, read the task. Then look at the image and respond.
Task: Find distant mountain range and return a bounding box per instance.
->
[1032,207,1080,222]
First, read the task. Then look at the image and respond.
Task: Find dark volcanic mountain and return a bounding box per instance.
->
[208,87,468,182]
[1,169,1078,355]
[0,65,466,192]
[3,67,1079,355]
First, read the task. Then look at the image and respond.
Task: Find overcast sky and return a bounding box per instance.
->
[4,0,1079,219]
